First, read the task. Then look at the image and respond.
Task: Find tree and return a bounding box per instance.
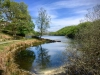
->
[16,2,35,36]
[36,45,50,69]
[0,0,2,18]
[0,0,4,23]
[2,0,34,38]
[74,5,100,75]
[36,8,50,38]
[86,5,100,21]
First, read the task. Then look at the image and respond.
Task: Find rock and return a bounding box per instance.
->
[56,40,61,42]
[32,36,40,39]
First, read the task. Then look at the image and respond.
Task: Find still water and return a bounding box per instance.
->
[15,36,79,74]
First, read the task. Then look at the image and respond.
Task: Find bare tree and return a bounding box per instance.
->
[36,8,50,38]
[85,5,100,21]
[74,5,100,75]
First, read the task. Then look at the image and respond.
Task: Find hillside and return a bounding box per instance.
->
[49,22,91,38]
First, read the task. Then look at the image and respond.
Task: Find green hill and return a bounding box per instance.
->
[49,22,91,38]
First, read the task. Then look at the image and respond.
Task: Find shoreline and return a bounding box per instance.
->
[0,38,61,75]
[0,39,47,75]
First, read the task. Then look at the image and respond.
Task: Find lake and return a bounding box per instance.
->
[15,36,80,74]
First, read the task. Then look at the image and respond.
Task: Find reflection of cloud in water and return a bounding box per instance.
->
[43,42,66,50]
[27,43,68,71]
[42,36,68,42]
[25,36,81,74]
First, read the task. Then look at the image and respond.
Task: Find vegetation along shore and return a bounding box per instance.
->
[0,0,100,75]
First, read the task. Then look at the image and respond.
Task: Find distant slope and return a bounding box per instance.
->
[49,25,78,38]
[49,22,91,38]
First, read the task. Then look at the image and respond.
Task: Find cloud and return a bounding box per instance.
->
[36,0,100,11]
[29,0,100,12]
[51,0,99,9]
[29,0,99,19]
[50,14,57,19]
[29,0,100,31]
[48,16,84,31]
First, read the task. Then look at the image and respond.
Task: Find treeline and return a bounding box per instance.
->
[0,0,34,38]
[49,22,91,38]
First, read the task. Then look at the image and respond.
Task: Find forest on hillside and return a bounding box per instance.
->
[49,22,91,38]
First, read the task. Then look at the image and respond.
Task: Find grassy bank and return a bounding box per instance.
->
[0,33,13,42]
[0,39,46,75]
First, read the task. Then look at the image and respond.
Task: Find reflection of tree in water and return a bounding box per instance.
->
[36,45,50,69]
[15,50,35,70]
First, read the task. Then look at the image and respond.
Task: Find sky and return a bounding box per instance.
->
[15,0,100,31]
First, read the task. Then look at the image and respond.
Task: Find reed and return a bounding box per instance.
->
[0,39,46,75]
[0,33,13,42]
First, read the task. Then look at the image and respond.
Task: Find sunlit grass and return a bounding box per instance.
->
[0,33,13,42]
[0,38,46,75]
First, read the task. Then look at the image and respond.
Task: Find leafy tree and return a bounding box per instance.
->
[0,0,4,21]
[0,0,3,19]
[36,8,50,38]
[2,0,34,38]
[16,2,35,36]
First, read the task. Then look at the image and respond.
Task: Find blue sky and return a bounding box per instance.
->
[15,0,100,31]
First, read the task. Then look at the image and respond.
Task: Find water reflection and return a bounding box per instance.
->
[33,45,50,70]
[15,50,35,71]
[14,36,81,74]
[31,43,68,72]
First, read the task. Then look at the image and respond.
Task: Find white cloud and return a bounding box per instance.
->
[51,0,99,9]
[39,0,100,11]
[29,0,100,11]
[29,0,99,19]
[48,16,84,31]
[50,14,57,19]
[29,0,100,31]
[74,10,87,15]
